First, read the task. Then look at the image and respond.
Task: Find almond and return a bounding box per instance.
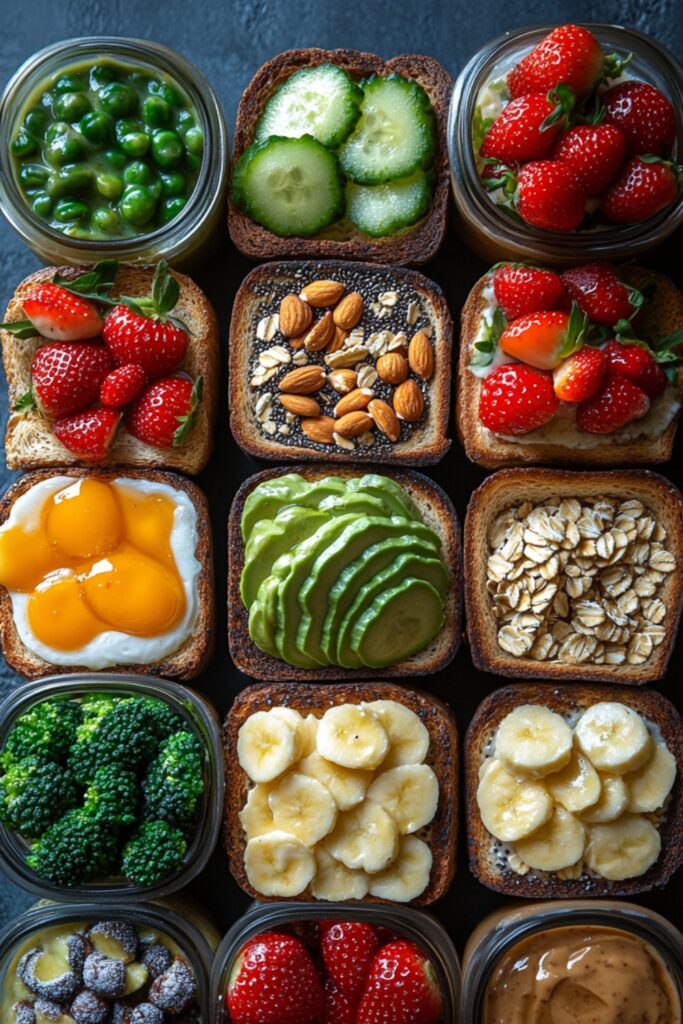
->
[334,388,372,417]
[304,311,335,352]
[393,379,424,422]
[289,331,307,350]
[279,394,321,417]
[368,398,401,442]
[334,410,374,438]
[327,325,348,353]
[278,365,325,394]
[301,416,336,444]
[409,330,434,380]
[376,351,408,385]
[333,291,364,330]
[301,280,346,307]
[327,369,357,394]
[280,293,313,338]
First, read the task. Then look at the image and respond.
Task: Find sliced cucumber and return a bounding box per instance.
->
[346,170,434,237]
[255,63,363,148]
[350,577,444,669]
[340,74,436,184]
[232,135,344,237]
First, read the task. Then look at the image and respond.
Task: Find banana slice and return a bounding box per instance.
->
[237,710,300,783]
[317,704,389,770]
[366,764,439,834]
[311,847,370,902]
[300,714,320,757]
[270,706,306,756]
[297,752,371,811]
[514,807,586,872]
[477,759,554,843]
[368,835,433,902]
[494,705,573,778]
[581,775,629,824]
[238,784,275,839]
[364,700,430,767]
[324,799,398,874]
[244,830,316,896]
[584,813,661,881]
[268,772,337,845]
[574,702,652,775]
[626,742,677,813]
[546,750,602,813]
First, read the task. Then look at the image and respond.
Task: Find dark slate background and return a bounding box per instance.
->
[0,0,682,955]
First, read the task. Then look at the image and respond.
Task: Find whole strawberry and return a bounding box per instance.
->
[320,921,378,1002]
[603,81,677,156]
[561,263,642,327]
[320,978,356,1024]
[21,282,103,341]
[499,306,587,370]
[53,408,122,463]
[479,364,559,435]
[492,264,565,321]
[227,932,324,1024]
[600,157,680,223]
[357,940,441,1024]
[480,93,564,165]
[604,340,667,399]
[553,346,607,402]
[576,372,650,433]
[100,364,148,407]
[516,160,586,231]
[126,375,202,448]
[508,24,605,99]
[20,342,115,418]
[551,124,626,196]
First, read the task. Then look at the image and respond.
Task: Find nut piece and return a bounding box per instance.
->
[334,411,375,438]
[327,369,357,394]
[327,326,348,353]
[279,394,321,417]
[376,352,409,385]
[280,294,313,338]
[334,388,372,417]
[278,365,325,394]
[409,331,434,380]
[325,346,369,369]
[368,399,401,442]
[393,379,425,422]
[333,292,364,330]
[304,311,335,352]
[301,280,346,307]
[301,417,336,444]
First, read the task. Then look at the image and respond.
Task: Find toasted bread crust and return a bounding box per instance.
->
[0,469,214,680]
[227,463,462,680]
[1,264,219,474]
[456,267,683,468]
[465,683,683,898]
[229,260,452,464]
[223,682,458,904]
[228,49,452,265]
[464,468,683,684]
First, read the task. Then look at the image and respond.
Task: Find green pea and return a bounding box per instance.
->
[148,79,182,107]
[103,148,127,170]
[45,121,70,143]
[186,152,201,173]
[161,195,187,222]
[11,131,37,157]
[24,108,49,138]
[124,160,153,185]
[19,164,50,189]
[150,129,183,168]
[80,110,114,145]
[120,185,157,225]
[176,109,194,131]
[115,117,141,139]
[90,65,116,88]
[54,72,88,94]
[160,170,186,196]
[184,125,203,157]
[53,198,89,222]
[31,191,52,218]
[46,164,93,198]
[95,170,124,199]
[148,179,163,200]
[91,206,120,233]
[120,131,150,157]
[142,95,172,128]
[99,81,138,118]
[45,132,85,167]
[53,91,91,123]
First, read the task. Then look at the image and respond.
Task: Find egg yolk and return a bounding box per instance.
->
[0,478,187,651]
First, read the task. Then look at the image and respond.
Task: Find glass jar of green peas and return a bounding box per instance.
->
[0,37,228,269]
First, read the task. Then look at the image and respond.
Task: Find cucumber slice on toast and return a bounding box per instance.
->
[255,63,363,148]
[350,577,444,669]
[346,170,433,237]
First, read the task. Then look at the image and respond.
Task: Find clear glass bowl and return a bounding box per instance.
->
[0,37,228,270]
[461,899,683,1022]
[0,674,224,901]
[448,23,683,264]
[210,902,461,1023]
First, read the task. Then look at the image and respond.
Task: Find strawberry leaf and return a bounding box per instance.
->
[0,319,38,339]
[559,302,589,360]
[473,106,494,153]
[603,50,633,81]
[52,259,119,304]
[469,308,507,368]
[14,390,36,412]
[541,84,575,131]
[173,376,204,447]
[152,259,180,317]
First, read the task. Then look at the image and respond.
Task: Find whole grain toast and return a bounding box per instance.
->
[0,469,214,681]
[1,264,219,474]
[228,463,462,680]
[229,260,452,464]
[456,267,683,468]
[223,682,458,905]
[464,468,683,684]
[228,49,452,265]
[465,683,683,898]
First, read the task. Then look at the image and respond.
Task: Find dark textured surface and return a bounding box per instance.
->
[0,0,683,955]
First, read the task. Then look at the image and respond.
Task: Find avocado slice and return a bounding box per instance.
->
[241,506,329,608]
[319,491,401,517]
[347,474,420,520]
[248,574,281,657]
[241,475,348,538]
[350,577,445,669]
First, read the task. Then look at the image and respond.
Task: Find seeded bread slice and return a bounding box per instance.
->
[464,468,683,685]
[223,682,458,904]
[228,49,452,264]
[1,264,219,474]
[456,267,683,468]
[0,469,214,680]
[466,683,683,898]
[228,463,462,680]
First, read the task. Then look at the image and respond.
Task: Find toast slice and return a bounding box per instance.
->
[228,49,452,264]
[228,464,462,680]
[229,260,452,464]
[465,683,683,898]
[456,267,683,468]
[223,682,458,905]
[0,469,214,680]
[1,264,219,474]
[465,468,683,685]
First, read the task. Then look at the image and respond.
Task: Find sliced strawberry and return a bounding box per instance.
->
[576,372,650,433]
[126,374,202,449]
[604,340,668,399]
[320,922,378,1002]
[600,157,680,223]
[516,160,587,231]
[553,346,607,402]
[53,408,121,463]
[479,364,559,435]
[499,305,587,370]
[480,93,565,165]
[551,124,626,196]
[507,24,605,99]
[603,81,677,157]
[100,363,148,407]
[561,263,642,327]
[23,342,115,418]
[227,932,325,1024]
[22,283,103,341]
[491,264,565,321]
[357,940,442,1024]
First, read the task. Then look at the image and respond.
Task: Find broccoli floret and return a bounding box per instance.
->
[75,695,117,742]
[142,730,204,829]
[121,820,187,886]
[26,808,118,887]
[83,764,139,826]
[0,756,78,836]
[3,699,82,768]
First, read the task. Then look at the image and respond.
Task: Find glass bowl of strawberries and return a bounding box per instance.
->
[449,23,683,264]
